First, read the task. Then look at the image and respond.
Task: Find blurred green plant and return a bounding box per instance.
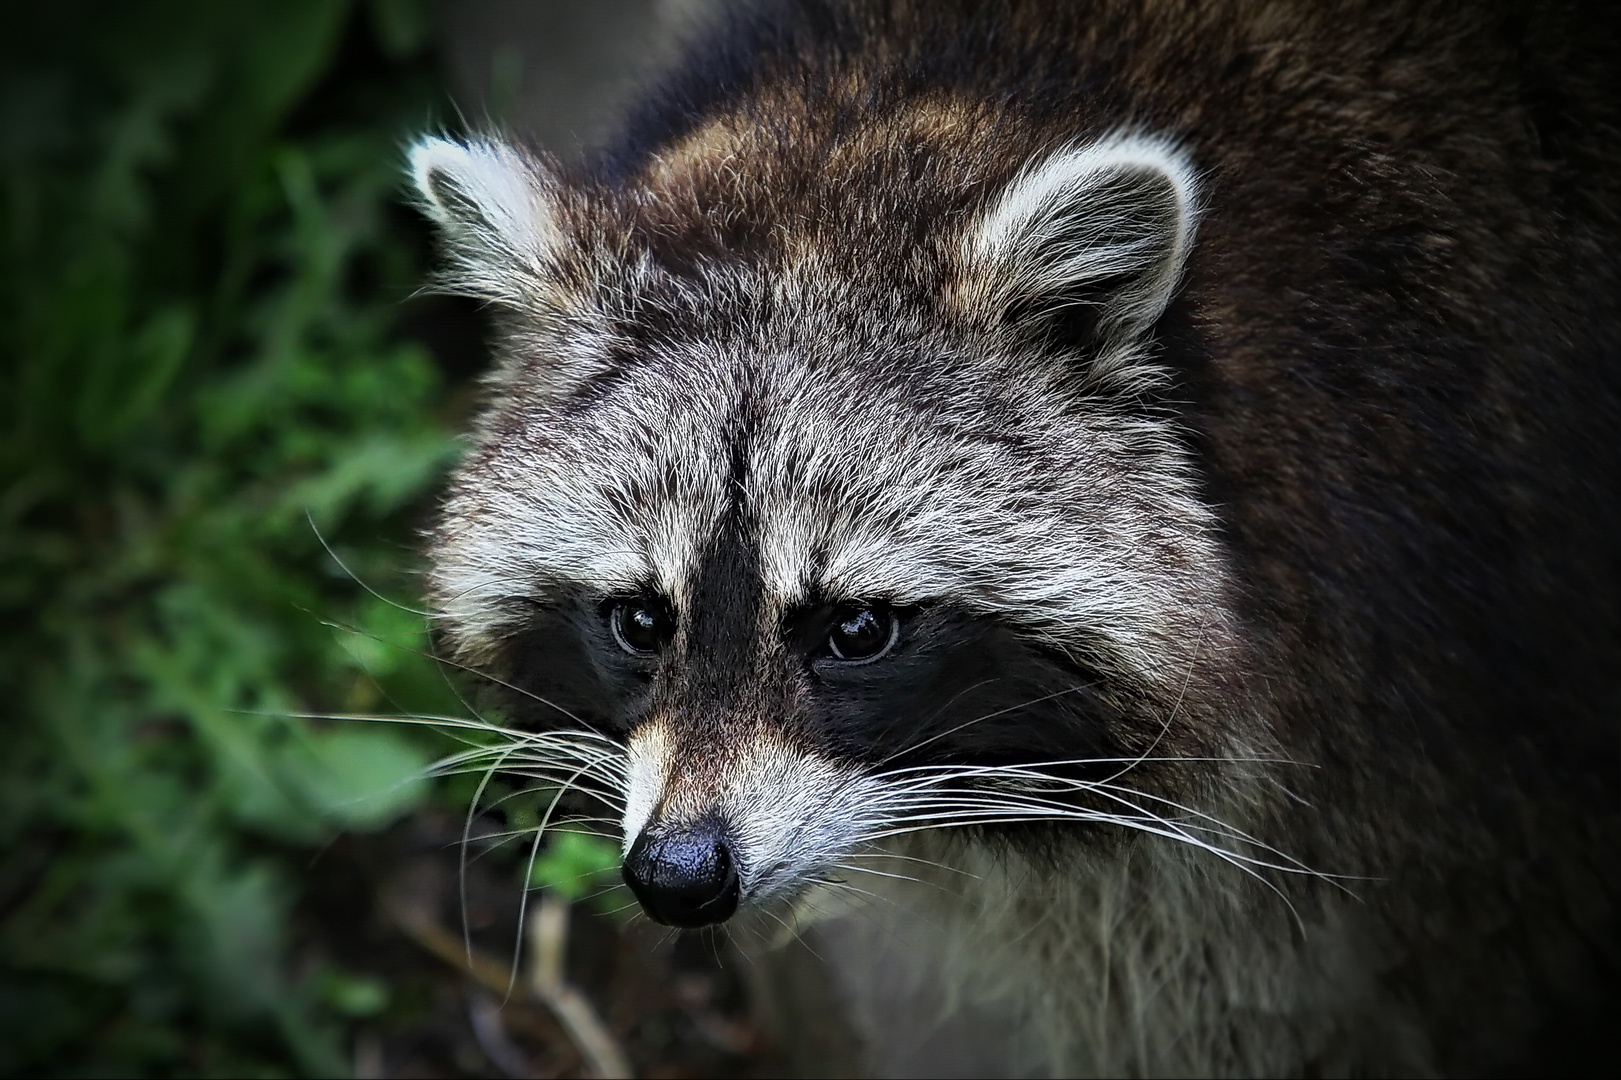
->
[0,1,492,1074]
[529,831,630,914]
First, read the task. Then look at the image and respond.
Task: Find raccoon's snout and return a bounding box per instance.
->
[621,818,741,928]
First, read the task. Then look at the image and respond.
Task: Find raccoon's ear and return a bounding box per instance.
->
[408,135,567,310]
[960,134,1197,345]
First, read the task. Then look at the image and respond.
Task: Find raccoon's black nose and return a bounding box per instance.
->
[621,819,741,928]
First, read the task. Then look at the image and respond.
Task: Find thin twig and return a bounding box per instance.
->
[383,889,530,997]
[528,893,635,1080]
[382,889,635,1079]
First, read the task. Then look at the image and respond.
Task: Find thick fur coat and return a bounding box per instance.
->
[409,1,1619,1074]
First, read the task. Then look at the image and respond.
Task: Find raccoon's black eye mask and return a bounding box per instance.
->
[497,591,1128,776]
[605,595,902,666]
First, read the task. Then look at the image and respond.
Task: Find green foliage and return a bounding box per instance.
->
[529,831,629,912]
[0,1,466,1074]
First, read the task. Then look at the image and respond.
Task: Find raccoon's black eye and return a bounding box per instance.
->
[610,597,674,656]
[825,603,898,664]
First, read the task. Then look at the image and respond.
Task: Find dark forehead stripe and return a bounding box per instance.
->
[681,517,766,705]
[674,389,768,709]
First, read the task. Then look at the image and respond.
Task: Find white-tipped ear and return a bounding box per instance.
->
[962,134,1197,342]
[407,135,564,308]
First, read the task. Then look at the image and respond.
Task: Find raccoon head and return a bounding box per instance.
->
[409,127,1255,929]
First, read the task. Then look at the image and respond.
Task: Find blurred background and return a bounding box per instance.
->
[0,1,811,1076]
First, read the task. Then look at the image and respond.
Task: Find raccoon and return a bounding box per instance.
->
[407,0,1619,1074]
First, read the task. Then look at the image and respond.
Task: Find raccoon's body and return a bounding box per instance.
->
[408,1,1619,1075]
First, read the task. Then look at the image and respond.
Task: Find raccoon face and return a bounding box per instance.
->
[410,131,1254,928]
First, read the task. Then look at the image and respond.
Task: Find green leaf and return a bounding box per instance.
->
[529,831,624,904]
[284,725,430,831]
[106,303,197,438]
[180,856,290,1018]
[318,969,390,1017]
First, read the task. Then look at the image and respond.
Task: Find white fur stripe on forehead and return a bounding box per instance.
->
[963,133,1198,335]
[408,136,563,308]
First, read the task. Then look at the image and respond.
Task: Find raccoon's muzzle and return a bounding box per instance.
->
[621,816,742,927]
